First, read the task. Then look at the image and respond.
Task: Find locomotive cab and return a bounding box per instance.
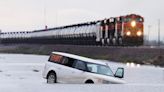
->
[123,14,144,45]
[99,14,144,46]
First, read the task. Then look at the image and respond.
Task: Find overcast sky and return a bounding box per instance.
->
[0,0,163,41]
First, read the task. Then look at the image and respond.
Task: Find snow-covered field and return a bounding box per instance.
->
[0,53,164,92]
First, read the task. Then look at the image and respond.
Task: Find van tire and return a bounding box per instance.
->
[47,71,56,84]
[85,80,94,84]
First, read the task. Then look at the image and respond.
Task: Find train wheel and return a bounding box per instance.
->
[101,39,105,46]
[118,37,123,45]
[107,38,110,45]
[112,37,116,45]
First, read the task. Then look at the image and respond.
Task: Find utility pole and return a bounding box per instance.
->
[44,0,47,30]
[158,19,161,62]
[148,25,151,46]
[56,10,58,26]
[158,19,160,47]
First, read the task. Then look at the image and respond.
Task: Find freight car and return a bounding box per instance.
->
[0,14,144,46]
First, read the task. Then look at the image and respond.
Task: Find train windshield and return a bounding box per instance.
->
[124,17,143,23]
[136,18,144,22]
[124,18,131,22]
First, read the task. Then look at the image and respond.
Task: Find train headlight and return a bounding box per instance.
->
[137,31,142,36]
[131,21,136,27]
[126,31,131,36]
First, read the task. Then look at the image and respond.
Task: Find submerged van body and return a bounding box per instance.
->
[43,52,125,84]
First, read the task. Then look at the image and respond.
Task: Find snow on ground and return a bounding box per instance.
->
[100,60,164,84]
[0,53,164,92]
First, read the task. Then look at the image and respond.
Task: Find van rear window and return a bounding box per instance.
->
[49,54,63,63]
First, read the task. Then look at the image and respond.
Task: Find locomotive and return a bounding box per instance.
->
[0,14,144,46]
[100,14,144,45]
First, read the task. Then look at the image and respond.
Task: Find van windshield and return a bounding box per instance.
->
[86,63,114,76]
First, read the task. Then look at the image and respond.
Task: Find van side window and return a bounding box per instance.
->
[74,60,87,71]
[49,54,63,63]
[61,57,75,67]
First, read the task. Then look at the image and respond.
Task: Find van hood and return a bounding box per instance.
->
[90,73,126,84]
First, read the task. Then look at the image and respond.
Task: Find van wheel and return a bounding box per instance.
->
[85,80,94,84]
[47,72,56,84]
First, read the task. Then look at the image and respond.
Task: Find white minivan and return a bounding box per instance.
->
[43,52,125,84]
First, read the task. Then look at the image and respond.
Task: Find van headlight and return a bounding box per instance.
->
[137,31,142,36]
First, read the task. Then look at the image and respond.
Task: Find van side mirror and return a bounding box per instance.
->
[114,68,124,78]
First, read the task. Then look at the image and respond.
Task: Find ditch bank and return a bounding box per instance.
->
[0,44,164,66]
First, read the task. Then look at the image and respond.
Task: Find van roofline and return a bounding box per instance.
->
[52,51,106,65]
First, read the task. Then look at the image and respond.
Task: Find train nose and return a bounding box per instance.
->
[123,36,143,46]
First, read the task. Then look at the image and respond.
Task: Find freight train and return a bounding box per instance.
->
[0,14,144,46]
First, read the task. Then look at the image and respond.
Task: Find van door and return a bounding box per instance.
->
[48,54,65,83]
[70,60,88,83]
[59,57,87,83]
[55,57,74,83]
